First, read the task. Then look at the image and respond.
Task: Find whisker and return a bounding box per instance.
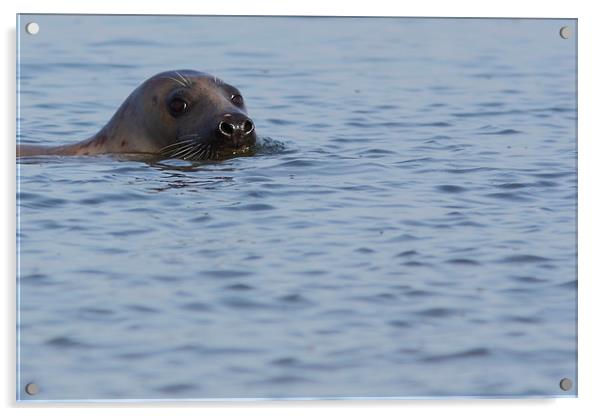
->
[174,71,192,87]
[181,143,202,160]
[159,139,195,153]
[158,135,217,161]
[159,76,187,88]
[187,144,207,161]
[200,145,212,160]
[169,143,197,159]
[161,145,191,158]
[199,147,209,160]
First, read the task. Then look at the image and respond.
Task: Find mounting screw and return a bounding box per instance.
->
[24,383,39,396]
[559,26,571,39]
[25,22,40,35]
[559,377,573,391]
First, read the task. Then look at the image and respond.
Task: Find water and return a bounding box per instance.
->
[17,16,577,400]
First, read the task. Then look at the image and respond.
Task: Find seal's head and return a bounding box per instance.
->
[111,70,257,161]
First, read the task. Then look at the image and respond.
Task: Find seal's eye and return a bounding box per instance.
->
[168,98,188,116]
[231,94,243,106]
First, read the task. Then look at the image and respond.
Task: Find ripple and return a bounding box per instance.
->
[421,347,490,363]
[505,315,542,324]
[478,129,521,135]
[355,247,375,254]
[511,276,548,284]
[499,255,551,264]
[403,261,430,267]
[405,289,434,298]
[556,280,577,289]
[531,171,574,179]
[296,269,329,276]
[18,192,68,208]
[180,301,212,312]
[266,118,295,125]
[256,137,288,155]
[46,336,89,349]
[271,159,319,168]
[457,221,485,227]
[387,234,420,242]
[20,272,50,282]
[363,148,396,156]
[173,344,263,356]
[478,102,504,108]
[444,167,497,174]
[446,258,480,266]
[126,304,161,313]
[422,121,452,127]
[156,383,199,394]
[396,250,418,257]
[258,375,311,385]
[90,38,161,47]
[202,270,252,279]
[77,307,117,321]
[395,157,437,166]
[452,109,522,118]
[484,192,531,202]
[225,283,254,291]
[190,214,211,223]
[436,185,467,193]
[271,357,301,367]
[79,192,148,205]
[416,307,461,318]
[222,297,270,310]
[495,182,529,189]
[108,228,153,237]
[388,319,412,328]
[116,351,154,360]
[225,203,275,211]
[357,292,398,303]
[534,180,559,187]
[278,293,313,305]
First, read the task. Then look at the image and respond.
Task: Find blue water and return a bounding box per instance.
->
[17,15,577,400]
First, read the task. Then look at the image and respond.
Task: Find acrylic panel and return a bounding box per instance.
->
[16,15,577,401]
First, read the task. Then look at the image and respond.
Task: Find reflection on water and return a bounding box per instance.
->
[17,15,576,400]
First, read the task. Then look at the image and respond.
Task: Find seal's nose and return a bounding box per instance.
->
[218,114,255,140]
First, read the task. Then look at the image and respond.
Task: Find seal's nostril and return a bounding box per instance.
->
[243,120,255,135]
[219,116,254,139]
[219,121,235,137]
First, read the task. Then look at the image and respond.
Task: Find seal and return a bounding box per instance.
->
[17,70,257,161]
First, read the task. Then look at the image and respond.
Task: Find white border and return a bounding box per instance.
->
[3,1,600,415]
